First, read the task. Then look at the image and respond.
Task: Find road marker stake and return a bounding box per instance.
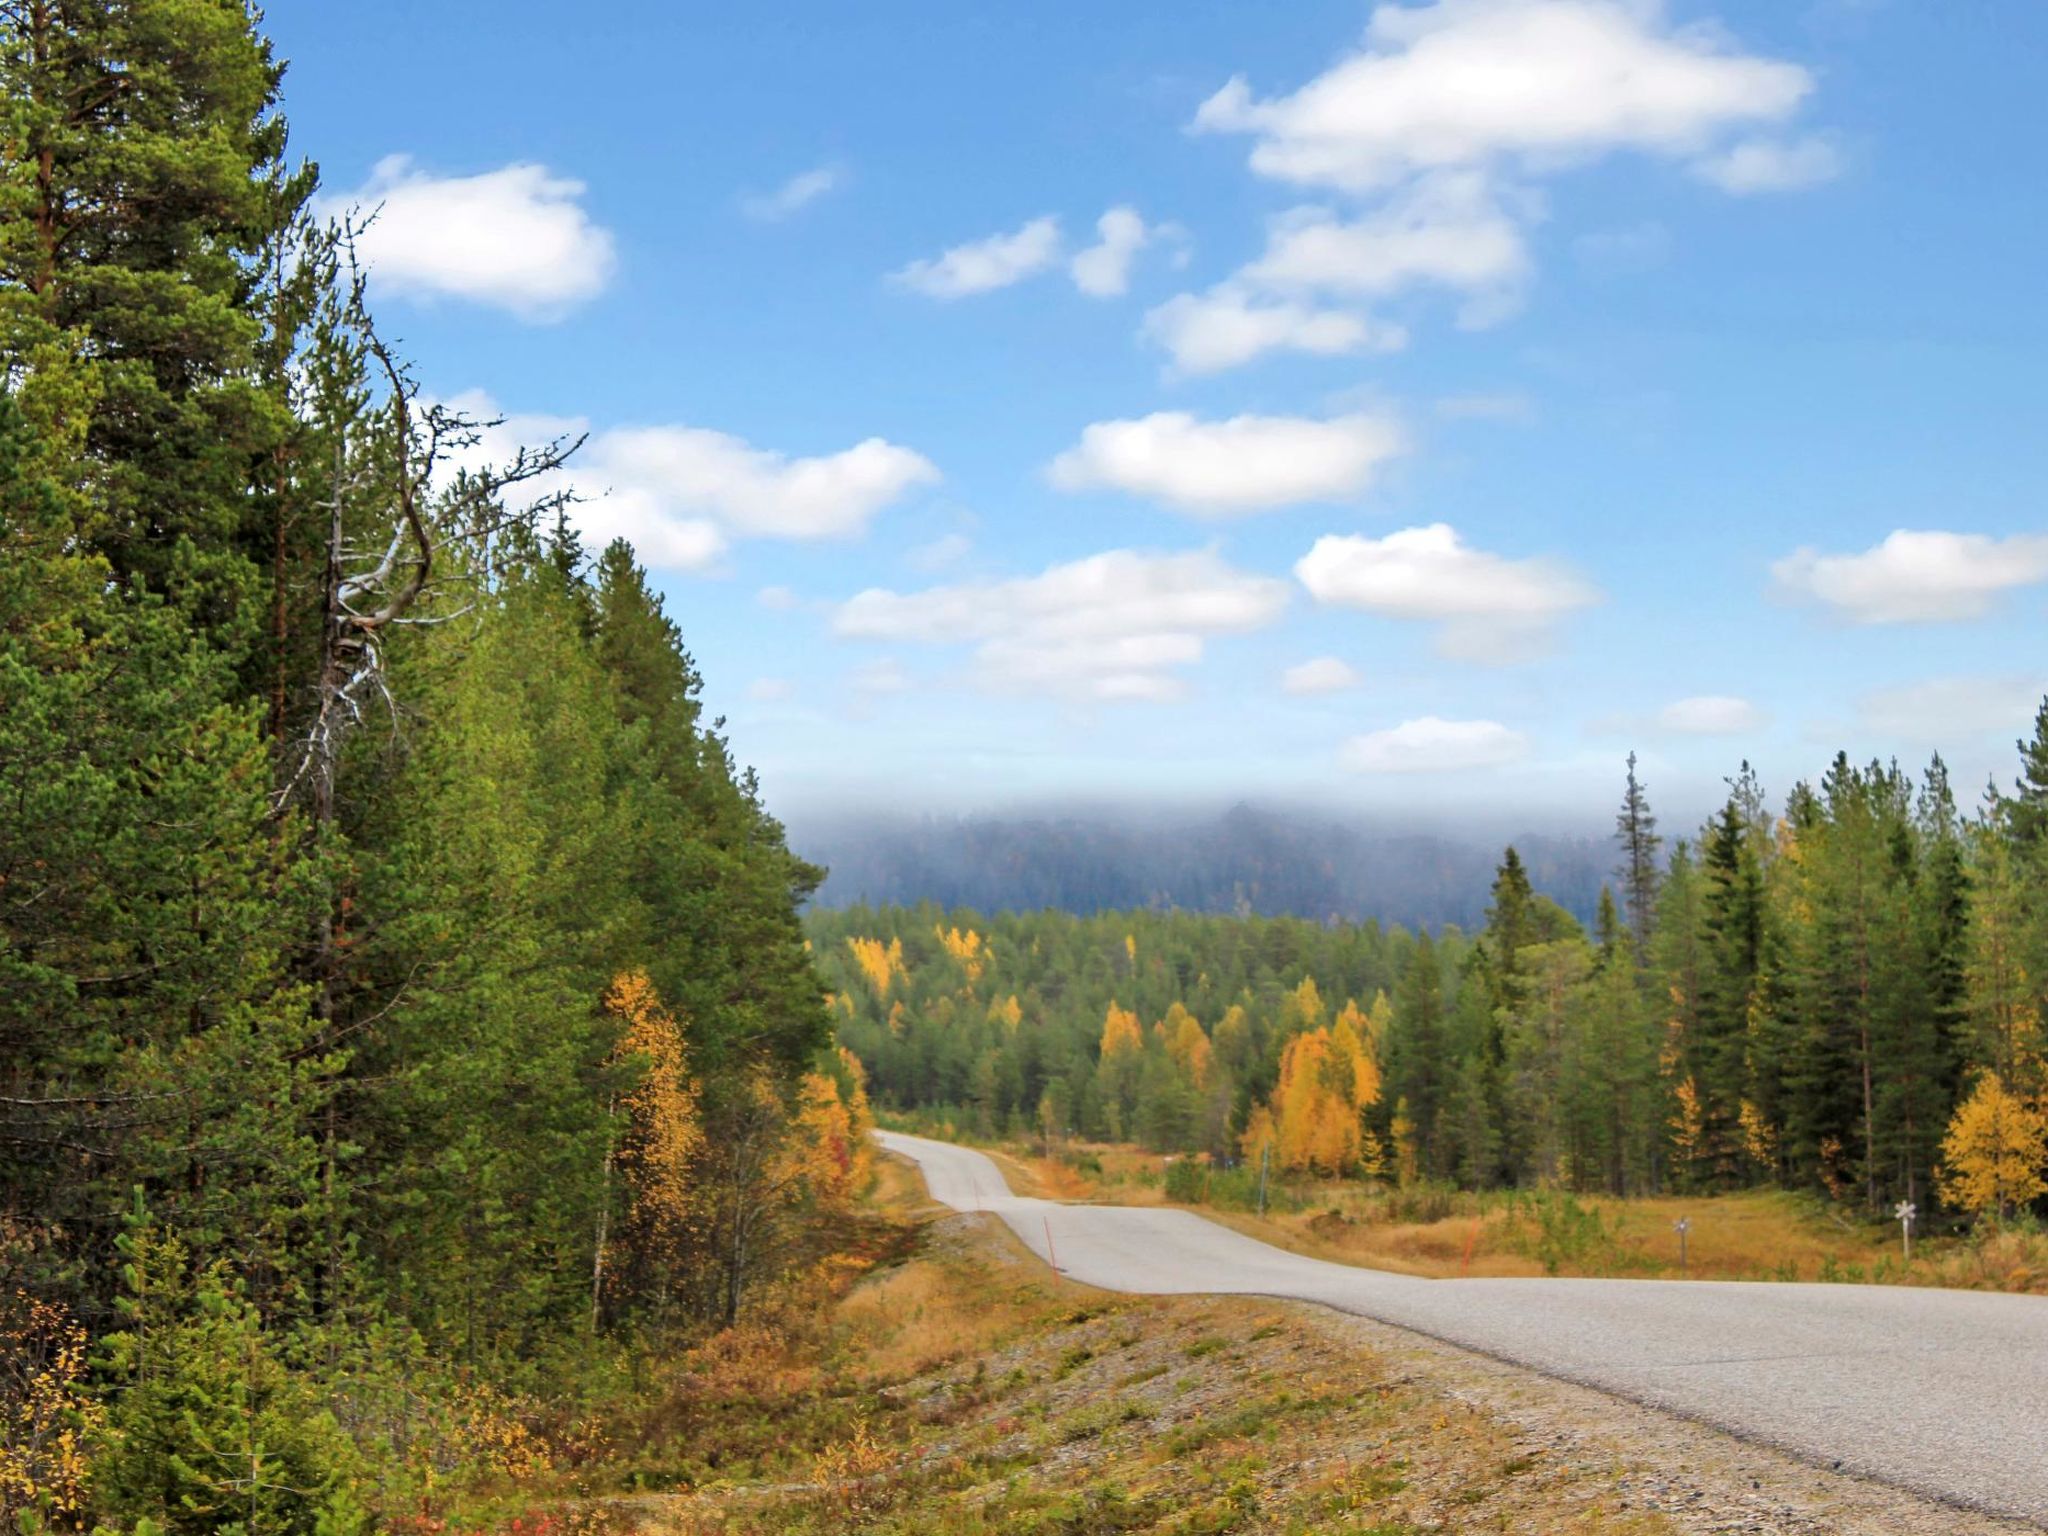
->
[1044,1215,1060,1275]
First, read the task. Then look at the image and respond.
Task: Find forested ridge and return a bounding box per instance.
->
[0,5,868,1529]
[799,805,1608,931]
[814,743,2048,1219]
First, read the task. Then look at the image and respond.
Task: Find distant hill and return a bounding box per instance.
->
[791,804,1609,931]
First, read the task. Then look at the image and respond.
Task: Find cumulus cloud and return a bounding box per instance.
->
[1295,522,1598,661]
[1070,207,1154,296]
[587,426,937,541]
[1047,411,1406,517]
[1341,716,1529,772]
[742,164,844,221]
[1282,657,1363,695]
[833,549,1288,701]
[1192,0,1815,193]
[1659,695,1763,734]
[318,155,616,319]
[1693,134,1841,193]
[1857,676,2048,745]
[1142,284,1406,375]
[893,216,1063,298]
[1772,530,2048,624]
[1157,2,1829,372]
[1242,172,1532,324]
[435,391,938,571]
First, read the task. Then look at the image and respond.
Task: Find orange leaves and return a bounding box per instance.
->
[846,936,907,998]
[605,970,700,1249]
[792,1048,878,1211]
[1100,1001,1143,1060]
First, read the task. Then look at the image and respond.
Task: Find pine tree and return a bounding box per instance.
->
[1614,752,1662,966]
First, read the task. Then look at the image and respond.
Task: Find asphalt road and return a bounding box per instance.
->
[878,1129,2048,1524]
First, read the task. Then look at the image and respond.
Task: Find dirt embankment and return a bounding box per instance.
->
[624,1179,2034,1535]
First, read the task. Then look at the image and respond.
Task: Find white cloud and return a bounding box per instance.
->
[1659,694,1763,734]
[1296,522,1598,660]
[834,549,1288,701]
[1142,284,1405,375]
[1282,657,1363,695]
[1048,411,1406,517]
[1857,676,2048,745]
[433,391,937,570]
[908,531,973,572]
[743,164,844,221]
[1772,530,2048,624]
[1342,716,1529,772]
[893,216,1063,298]
[1192,0,1815,193]
[319,155,616,319]
[1070,207,1152,297]
[1693,134,1841,193]
[587,426,937,541]
[758,585,801,610]
[1243,172,1531,324]
[749,677,796,702]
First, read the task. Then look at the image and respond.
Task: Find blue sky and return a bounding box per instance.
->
[268,1,2048,830]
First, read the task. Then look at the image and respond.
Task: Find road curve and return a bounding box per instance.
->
[879,1129,2048,1524]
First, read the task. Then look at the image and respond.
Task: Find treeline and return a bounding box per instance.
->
[0,6,856,1531]
[813,740,2048,1221]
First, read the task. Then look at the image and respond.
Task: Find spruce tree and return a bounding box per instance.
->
[1614,752,1662,965]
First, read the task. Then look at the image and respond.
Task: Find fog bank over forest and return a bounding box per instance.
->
[791,802,1617,931]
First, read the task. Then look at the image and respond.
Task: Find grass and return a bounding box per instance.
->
[945,1129,2048,1293]
[601,1159,1680,1536]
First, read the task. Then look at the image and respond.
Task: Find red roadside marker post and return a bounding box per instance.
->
[1044,1215,1060,1275]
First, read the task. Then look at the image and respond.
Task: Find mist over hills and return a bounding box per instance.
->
[792,804,1611,932]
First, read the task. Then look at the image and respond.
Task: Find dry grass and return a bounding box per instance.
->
[623,1205,1681,1536]
[978,1134,2048,1292]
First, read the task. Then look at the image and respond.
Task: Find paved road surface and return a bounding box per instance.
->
[878,1129,2048,1524]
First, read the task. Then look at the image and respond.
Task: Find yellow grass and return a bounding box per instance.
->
[973,1133,2048,1290]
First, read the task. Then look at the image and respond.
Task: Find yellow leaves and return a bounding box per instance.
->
[606,970,700,1248]
[987,994,1023,1031]
[1670,1076,1704,1164]
[1239,1104,1277,1162]
[1738,1099,1778,1170]
[1330,1002,1381,1111]
[936,925,990,983]
[1270,1021,1379,1176]
[1389,1097,1420,1188]
[1279,975,1325,1035]
[847,935,907,997]
[1164,1008,1212,1091]
[1100,1001,1143,1061]
[1124,932,1137,966]
[1941,1072,2048,1219]
[0,1289,100,1522]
